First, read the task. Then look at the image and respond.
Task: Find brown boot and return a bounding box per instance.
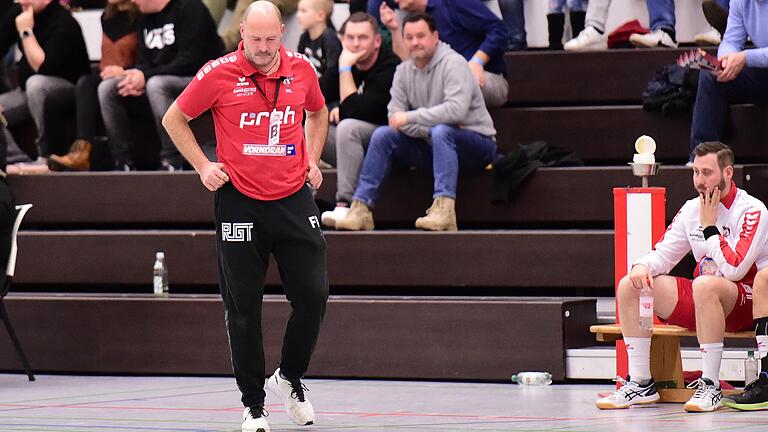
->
[415,196,457,231]
[335,200,375,231]
[48,139,92,171]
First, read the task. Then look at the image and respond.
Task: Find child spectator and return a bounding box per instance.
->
[297,0,340,104]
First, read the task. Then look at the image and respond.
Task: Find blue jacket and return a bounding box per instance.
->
[426,0,508,76]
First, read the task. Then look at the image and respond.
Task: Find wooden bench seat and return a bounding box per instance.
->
[591,324,753,402]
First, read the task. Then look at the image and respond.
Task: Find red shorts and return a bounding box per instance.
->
[662,277,754,332]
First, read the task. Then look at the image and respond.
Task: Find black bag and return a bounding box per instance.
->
[642,64,700,117]
[491,142,583,203]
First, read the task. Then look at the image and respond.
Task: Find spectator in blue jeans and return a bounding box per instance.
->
[690,0,768,162]
[335,13,497,232]
[498,0,527,50]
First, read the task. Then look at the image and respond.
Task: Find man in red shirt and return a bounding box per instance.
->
[162,2,328,431]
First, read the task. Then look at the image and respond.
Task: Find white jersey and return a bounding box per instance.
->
[635,183,768,286]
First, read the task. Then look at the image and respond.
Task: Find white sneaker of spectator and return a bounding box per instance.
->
[694,28,722,46]
[241,406,270,431]
[321,205,350,229]
[564,26,607,51]
[683,378,723,412]
[266,368,315,426]
[629,29,678,48]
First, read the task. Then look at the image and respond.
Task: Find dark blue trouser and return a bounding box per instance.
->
[690,67,768,158]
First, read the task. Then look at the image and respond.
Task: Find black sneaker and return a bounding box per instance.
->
[723,372,768,410]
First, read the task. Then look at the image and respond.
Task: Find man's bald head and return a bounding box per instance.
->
[240,0,284,71]
[242,0,282,25]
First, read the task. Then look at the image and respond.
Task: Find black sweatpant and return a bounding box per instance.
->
[215,182,328,408]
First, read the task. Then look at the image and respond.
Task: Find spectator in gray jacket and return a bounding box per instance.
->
[335,13,496,232]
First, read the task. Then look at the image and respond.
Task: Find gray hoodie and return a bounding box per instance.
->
[388,41,496,139]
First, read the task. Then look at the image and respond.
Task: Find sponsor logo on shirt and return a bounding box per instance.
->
[242,144,296,157]
[283,76,294,94]
[239,106,296,129]
[196,54,238,81]
[144,24,175,50]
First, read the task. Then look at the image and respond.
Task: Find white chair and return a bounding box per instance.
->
[0,203,34,381]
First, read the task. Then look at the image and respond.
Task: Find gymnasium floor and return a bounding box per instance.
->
[1,374,767,431]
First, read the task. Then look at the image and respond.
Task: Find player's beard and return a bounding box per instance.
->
[696,173,727,195]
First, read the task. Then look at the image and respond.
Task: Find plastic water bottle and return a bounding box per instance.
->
[639,285,654,331]
[511,372,552,386]
[153,252,169,296]
[745,350,759,385]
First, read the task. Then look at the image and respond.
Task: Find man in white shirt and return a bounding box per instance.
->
[596,141,768,413]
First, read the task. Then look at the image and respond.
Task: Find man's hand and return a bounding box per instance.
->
[468,60,485,87]
[101,65,125,80]
[15,6,33,35]
[379,2,399,32]
[389,111,407,130]
[306,161,323,189]
[197,161,229,191]
[716,51,746,82]
[629,264,653,290]
[338,48,366,68]
[118,69,146,96]
[329,106,340,124]
[700,186,721,228]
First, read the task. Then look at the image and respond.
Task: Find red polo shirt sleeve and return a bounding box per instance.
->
[177,57,229,119]
[301,61,325,112]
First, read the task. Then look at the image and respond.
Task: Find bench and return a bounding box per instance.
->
[590,324,753,402]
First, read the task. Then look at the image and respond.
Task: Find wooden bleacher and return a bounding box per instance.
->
[1,47,767,381]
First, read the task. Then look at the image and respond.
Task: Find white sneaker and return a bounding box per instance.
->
[694,28,722,46]
[564,26,607,51]
[595,376,660,409]
[267,368,315,426]
[242,407,270,432]
[684,378,723,412]
[630,29,678,48]
[320,205,350,229]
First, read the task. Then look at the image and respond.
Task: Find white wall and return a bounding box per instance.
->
[74,0,714,60]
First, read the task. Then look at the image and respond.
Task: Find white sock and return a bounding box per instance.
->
[624,336,652,383]
[757,335,768,360]
[700,342,723,387]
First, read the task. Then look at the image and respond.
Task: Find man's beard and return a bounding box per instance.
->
[245,49,277,68]
[696,175,727,195]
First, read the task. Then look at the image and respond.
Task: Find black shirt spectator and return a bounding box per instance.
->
[0,1,90,89]
[326,44,398,125]
[299,26,341,106]
[134,0,224,79]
